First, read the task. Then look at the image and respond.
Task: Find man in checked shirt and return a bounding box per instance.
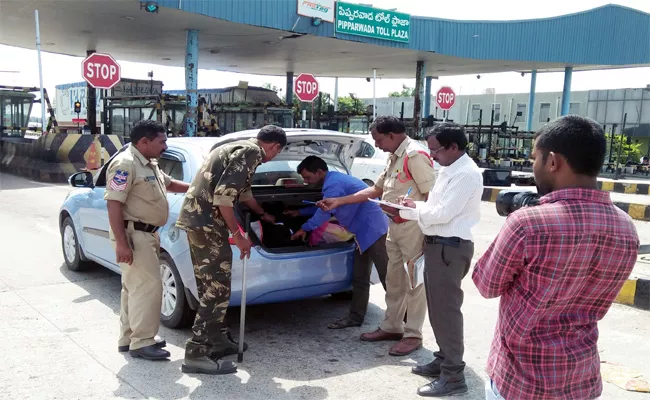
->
[473,115,640,400]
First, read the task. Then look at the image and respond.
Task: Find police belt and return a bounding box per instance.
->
[124,220,160,233]
[424,235,471,247]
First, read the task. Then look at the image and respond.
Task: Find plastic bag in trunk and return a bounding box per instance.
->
[308,221,354,246]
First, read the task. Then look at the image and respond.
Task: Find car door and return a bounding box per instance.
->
[351,141,386,184]
[77,160,116,265]
[79,147,191,264]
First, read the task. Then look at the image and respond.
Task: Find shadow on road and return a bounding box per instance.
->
[61,262,489,399]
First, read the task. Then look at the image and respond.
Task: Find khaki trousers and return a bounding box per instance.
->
[112,229,162,351]
[380,220,427,339]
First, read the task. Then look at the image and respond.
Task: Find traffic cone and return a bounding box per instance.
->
[86,141,99,170]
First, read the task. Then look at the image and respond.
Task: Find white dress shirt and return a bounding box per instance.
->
[399,153,483,241]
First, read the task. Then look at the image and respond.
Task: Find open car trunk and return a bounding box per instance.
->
[210,129,365,254]
[237,186,355,254]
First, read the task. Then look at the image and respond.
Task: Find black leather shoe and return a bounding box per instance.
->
[129,344,171,360]
[412,361,441,378]
[118,337,166,353]
[417,378,468,397]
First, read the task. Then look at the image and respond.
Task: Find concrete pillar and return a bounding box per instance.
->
[424,76,433,118]
[184,29,198,137]
[561,66,573,116]
[526,70,537,131]
[372,69,377,119]
[333,77,339,111]
[286,72,294,106]
[413,61,425,133]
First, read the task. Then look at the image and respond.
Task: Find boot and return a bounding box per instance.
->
[181,354,237,375]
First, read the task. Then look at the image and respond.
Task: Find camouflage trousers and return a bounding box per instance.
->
[185,229,234,359]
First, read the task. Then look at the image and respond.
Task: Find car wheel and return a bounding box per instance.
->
[159,252,195,329]
[362,179,374,187]
[61,217,92,272]
[330,290,354,301]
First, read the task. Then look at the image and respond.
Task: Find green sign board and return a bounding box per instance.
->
[335,2,410,43]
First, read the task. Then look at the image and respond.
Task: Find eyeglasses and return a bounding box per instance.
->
[429,146,445,155]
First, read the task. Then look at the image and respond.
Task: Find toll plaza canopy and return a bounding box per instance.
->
[1,1,649,78]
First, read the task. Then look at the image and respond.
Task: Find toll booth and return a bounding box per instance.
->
[102,94,186,140]
[167,86,294,135]
[204,103,293,134]
[0,89,35,137]
[102,89,294,140]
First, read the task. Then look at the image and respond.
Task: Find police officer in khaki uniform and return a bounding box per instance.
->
[319,115,435,356]
[105,120,189,360]
[176,125,287,375]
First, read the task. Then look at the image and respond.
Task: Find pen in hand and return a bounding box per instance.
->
[399,187,413,205]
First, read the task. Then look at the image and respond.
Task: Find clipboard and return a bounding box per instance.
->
[368,198,411,211]
[404,252,425,289]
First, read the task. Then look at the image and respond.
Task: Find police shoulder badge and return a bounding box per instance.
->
[109,170,129,192]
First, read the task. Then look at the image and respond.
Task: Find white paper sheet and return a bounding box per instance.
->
[404,253,425,289]
[368,198,412,211]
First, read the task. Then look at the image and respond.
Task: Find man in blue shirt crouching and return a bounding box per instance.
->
[285,155,389,329]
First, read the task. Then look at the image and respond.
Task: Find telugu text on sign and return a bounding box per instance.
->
[335,2,410,43]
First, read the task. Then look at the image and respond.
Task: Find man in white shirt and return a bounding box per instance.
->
[398,123,483,397]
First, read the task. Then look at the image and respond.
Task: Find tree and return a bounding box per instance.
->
[606,134,642,165]
[261,82,281,93]
[337,96,365,114]
[389,84,416,97]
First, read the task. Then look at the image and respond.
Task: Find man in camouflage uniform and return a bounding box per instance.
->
[176,125,287,375]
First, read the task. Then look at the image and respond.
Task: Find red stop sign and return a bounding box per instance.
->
[81,53,121,90]
[436,86,456,110]
[294,73,319,102]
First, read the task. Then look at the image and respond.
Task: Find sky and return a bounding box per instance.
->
[1,0,649,116]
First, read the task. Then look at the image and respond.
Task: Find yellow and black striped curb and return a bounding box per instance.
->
[1,134,124,183]
[615,278,650,310]
[482,187,650,222]
[597,181,650,196]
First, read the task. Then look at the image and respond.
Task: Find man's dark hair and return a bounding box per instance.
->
[130,120,166,143]
[258,125,287,147]
[297,155,328,174]
[534,115,606,177]
[370,115,406,135]
[425,122,468,151]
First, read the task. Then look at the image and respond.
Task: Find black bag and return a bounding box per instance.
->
[259,220,304,248]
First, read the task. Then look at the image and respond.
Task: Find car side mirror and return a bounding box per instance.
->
[69,171,94,188]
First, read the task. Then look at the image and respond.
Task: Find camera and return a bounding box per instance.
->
[496,190,541,217]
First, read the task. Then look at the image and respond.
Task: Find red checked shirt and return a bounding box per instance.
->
[473,188,639,400]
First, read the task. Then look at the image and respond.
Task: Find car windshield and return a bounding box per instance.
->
[252,160,345,187]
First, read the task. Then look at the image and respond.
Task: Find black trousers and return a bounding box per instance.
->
[423,237,474,381]
[349,234,388,322]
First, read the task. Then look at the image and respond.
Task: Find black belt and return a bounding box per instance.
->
[125,220,160,233]
[424,235,471,247]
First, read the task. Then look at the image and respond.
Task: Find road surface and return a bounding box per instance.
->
[1,172,649,400]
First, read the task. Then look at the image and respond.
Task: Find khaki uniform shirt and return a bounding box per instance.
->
[375,137,435,204]
[176,138,264,233]
[104,144,172,229]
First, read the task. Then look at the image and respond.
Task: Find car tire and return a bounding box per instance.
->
[159,252,195,329]
[362,179,374,187]
[61,217,92,272]
[330,290,354,301]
